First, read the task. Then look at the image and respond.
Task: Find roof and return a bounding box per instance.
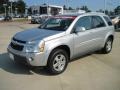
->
[64,10,86,14]
[86,12,106,15]
[40,4,63,8]
[58,13,82,17]
[30,4,63,9]
[60,12,106,17]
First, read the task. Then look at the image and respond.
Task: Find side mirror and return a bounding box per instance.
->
[75,27,86,33]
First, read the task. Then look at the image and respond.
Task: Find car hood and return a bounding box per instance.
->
[14,28,64,42]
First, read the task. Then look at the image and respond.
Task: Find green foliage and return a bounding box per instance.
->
[28,7,32,15]
[0,0,8,13]
[80,6,91,12]
[16,0,26,14]
[68,7,73,10]
[0,0,8,5]
[63,5,67,10]
[0,0,26,14]
[114,6,120,15]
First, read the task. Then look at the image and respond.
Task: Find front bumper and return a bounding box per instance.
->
[7,45,46,66]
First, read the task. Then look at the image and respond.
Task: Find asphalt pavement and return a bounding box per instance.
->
[0,21,120,90]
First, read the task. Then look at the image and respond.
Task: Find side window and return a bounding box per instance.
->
[74,16,92,30]
[92,16,106,28]
[103,16,113,26]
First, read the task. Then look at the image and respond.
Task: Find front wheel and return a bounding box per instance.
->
[47,49,69,75]
[102,38,113,54]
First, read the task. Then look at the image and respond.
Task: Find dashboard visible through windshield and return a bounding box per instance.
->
[39,16,76,31]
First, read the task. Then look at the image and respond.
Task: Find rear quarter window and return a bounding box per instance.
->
[103,16,113,26]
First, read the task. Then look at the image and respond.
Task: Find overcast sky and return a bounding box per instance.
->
[24,0,120,11]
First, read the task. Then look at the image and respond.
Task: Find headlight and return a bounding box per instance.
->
[25,45,35,53]
[25,41,37,53]
[39,40,45,52]
[25,40,45,53]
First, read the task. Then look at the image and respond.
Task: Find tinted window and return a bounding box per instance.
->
[104,16,113,26]
[92,16,106,28]
[74,16,92,30]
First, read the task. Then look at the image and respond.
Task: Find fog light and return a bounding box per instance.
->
[28,57,34,62]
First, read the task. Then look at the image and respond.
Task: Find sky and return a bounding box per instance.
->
[24,0,120,11]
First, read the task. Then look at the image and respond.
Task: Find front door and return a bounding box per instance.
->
[73,16,96,57]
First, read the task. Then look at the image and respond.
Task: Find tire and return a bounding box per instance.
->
[102,38,113,54]
[47,49,69,75]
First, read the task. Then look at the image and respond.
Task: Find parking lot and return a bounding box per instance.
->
[0,21,120,90]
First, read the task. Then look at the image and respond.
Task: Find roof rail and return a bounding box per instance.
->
[87,12,105,15]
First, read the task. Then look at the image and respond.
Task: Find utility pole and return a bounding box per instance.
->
[15,8,18,16]
[66,0,68,9]
[8,6,11,16]
[25,7,28,17]
[3,4,7,17]
[11,1,13,17]
[9,0,14,17]
[104,0,107,14]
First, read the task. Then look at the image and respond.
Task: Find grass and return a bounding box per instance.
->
[13,18,29,22]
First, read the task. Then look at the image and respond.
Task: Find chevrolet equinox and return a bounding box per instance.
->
[8,12,115,74]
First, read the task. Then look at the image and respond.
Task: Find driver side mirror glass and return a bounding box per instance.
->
[75,27,86,33]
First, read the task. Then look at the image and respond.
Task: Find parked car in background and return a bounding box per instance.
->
[31,14,51,24]
[0,16,5,21]
[110,15,120,30]
[14,14,21,18]
[31,15,41,24]
[4,16,12,21]
[8,12,114,74]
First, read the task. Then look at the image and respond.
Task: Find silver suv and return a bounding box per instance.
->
[8,13,114,74]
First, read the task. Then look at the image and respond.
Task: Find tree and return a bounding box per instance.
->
[0,0,9,14]
[28,7,32,15]
[80,6,91,12]
[0,0,26,14]
[68,7,73,10]
[109,11,115,16]
[114,6,120,15]
[43,3,47,5]
[105,10,109,15]
[63,5,67,10]
[97,9,104,13]
[76,7,80,10]
[16,0,26,14]
[0,0,8,5]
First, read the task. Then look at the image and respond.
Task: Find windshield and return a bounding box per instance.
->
[39,16,76,31]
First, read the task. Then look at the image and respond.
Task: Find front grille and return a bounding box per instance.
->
[10,42,24,51]
[13,37,26,44]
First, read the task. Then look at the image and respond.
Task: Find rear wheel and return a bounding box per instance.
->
[47,49,68,75]
[102,38,113,54]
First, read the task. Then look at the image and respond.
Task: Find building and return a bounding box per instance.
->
[30,4,63,15]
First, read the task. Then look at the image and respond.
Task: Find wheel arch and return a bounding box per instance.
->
[108,35,114,41]
[46,45,70,74]
[48,45,71,60]
[103,33,114,47]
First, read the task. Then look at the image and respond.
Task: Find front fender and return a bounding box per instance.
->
[44,43,70,66]
[43,35,74,66]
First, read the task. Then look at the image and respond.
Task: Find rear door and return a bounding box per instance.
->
[90,16,107,49]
